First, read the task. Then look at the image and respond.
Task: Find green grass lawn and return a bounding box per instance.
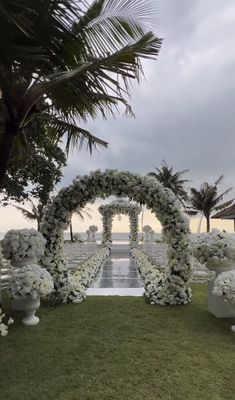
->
[1,284,235,400]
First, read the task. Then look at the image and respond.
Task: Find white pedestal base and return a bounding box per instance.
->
[208,280,235,318]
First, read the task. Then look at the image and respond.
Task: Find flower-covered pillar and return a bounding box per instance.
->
[100,213,113,248]
[129,207,139,248]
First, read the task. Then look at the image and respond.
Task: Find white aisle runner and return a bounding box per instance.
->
[87,244,144,296]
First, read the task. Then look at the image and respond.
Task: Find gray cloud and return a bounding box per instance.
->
[59,0,235,198]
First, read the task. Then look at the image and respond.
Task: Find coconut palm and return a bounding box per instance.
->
[0,0,162,187]
[187,175,233,232]
[148,161,190,204]
[69,207,92,242]
[9,198,44,230]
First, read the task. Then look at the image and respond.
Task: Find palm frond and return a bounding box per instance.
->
[40,114,108,154]
[214,174,224,186]
[10,203,37,221]
[21,31,162,123]
[214,187,233,204]
[73,0,157,58]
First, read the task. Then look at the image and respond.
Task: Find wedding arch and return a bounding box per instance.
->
[41,169,192,305]
[98,199,141,248]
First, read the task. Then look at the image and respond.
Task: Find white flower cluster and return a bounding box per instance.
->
[41,169,192,304]
[64,247,109,303]
[11,264,54,300]
[0,308,14,337]
[131,248,191,305]
[2,229,45,265]
[213,270,235,304]
[99,199,141,248]
[193,229,235,266]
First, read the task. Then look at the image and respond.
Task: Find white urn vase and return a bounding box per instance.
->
[227,302,235,332]
[12,296,40,325]
[21,297,40,326]
[207,260,235,318]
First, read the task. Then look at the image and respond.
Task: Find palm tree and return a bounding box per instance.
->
[0,0,162,187]
[9,198,43,230]
[148,160,190,204]
[10,198,92,239]
[69,207,92,242]
[187,175,233,232]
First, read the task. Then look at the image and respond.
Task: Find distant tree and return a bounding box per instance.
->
[69,207,92,242]
[148,160,190,204]
[0,0,162,188]
[187,175,233,232]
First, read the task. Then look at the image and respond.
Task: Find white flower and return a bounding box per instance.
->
[213,270,235,303]
[2,229,45,264]
[10,264,54,299]
[193,229,235,265]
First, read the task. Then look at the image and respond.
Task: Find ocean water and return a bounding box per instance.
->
[0,232,162,243]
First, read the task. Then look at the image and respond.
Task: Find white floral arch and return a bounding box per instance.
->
[98,199,141,248]
[41,169,192,305]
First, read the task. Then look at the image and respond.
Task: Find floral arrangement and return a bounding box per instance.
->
[60,247,109,303]
[89,225,98,233]
[143,225,154,242]
[143,225,152,233]
[99,199,141,248]
[10,264,54,300]
[193,229,235,266]
[131,248,192,305]
[41,169,192,305]
[213,270,235,304]
[0,307,14,337]
[2,229,45,265]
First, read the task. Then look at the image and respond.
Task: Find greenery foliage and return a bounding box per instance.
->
[187,175,233,232]
[0,125,66,228]
[148,160,190,204]
[0,0,162,187]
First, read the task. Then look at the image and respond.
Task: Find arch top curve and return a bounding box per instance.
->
[98,199,141,215]
[41,169,192,305]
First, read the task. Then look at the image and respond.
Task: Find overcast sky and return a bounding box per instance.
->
[60,0,235,189]
[1,0,235,233]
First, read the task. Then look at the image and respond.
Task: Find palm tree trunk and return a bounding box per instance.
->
[0,122,18,188]
[70,221,74,242]
[206,216,210,232]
